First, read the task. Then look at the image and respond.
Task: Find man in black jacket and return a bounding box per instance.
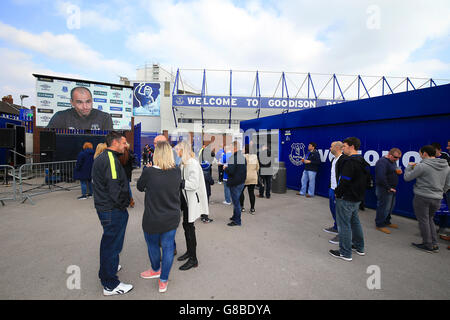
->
[258,144,272,199]
[92,131,133,295]
[329,137,368,261]
[297,142,321,198]
[225,141,247,226]
[375,148,402,234]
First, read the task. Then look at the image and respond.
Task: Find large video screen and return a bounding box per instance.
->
[34,74,133,130]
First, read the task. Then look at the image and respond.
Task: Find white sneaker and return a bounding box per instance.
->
[222,201,231,205]
[103,282,133,296]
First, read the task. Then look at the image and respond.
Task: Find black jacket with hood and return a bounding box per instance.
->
[334,154,370,202]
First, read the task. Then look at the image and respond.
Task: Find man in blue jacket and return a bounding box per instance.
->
[298,142,321,198]
[225,141,247,227]
[374,148,402,234]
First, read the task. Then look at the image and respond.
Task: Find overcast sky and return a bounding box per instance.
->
[1,0,449,105]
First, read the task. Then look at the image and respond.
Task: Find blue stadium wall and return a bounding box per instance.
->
[240,83,450,219]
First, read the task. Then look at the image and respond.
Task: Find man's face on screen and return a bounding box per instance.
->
[71,89,93,117]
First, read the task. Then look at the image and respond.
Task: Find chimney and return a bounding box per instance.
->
[2,95,13,104]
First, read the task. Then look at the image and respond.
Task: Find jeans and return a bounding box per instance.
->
[335,199,364,258]
[230,183,245,225]
[328,188,337,230]
[97,208,129,289]
[259,175,272,198]
[80,180,92,196]
[144,229,176,282]
[224,181,231,203]
[240,185,256,210]
[300,170,317,196]
[375,186,395,227]
[413,194,441,248]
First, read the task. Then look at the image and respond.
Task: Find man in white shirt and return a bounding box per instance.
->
[324,141,347,244]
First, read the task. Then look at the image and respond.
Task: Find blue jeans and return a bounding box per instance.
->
[375,186,395,227]
[336,199,364,258]
[230,183,245,225]
[329,188,337,230]
[97,208,129,289]
[80,180,92,196]
[224,181,231,203]
[300,170,317,196]
[144,229,177,282]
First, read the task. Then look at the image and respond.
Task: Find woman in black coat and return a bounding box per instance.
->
[137,141,181,293]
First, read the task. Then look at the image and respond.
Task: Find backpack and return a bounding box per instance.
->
[364,165,374,189]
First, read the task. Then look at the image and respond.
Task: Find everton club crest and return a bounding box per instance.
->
[289,143,305,166]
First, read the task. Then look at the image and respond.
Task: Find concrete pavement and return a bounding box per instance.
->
[0,168,449,300]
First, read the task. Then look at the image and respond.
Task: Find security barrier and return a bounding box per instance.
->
[18,160,78,204]
[0,165,16,205]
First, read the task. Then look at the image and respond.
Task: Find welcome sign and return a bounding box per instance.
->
[172,94,343,109]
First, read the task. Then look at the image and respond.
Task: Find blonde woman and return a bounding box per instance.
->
[175,141,209,271]
[137,141,182,293]
[240,144,260,214]
[94,142,107,159]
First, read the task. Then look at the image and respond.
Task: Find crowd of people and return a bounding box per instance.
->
[301,139,450,261]
[72,132,450,295]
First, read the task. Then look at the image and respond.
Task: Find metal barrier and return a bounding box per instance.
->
[18,161,78,204]
[0,165,16,205]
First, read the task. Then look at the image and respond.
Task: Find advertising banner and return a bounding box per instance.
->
[172,94,342,109]
[133,83,161,116]
[34,75,133,130]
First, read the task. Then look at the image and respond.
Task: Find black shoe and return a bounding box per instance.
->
[250,208,255,215]
[412,243,434,253]
[266,195,271,199]
[351,245,366,256]
[241,208,245,212]
[179,258,198,271]
[177,252,190,261]
[227,221,241,227]
[329,249,352,261]
[202,217,213,223]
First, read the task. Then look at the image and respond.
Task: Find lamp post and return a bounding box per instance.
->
[20,95,29,108]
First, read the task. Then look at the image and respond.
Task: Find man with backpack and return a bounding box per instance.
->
[329,137,370,261]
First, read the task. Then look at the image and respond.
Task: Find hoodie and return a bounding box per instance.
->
[404,158,450,200]
[334,154,371,202]
[74,148,94,181]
